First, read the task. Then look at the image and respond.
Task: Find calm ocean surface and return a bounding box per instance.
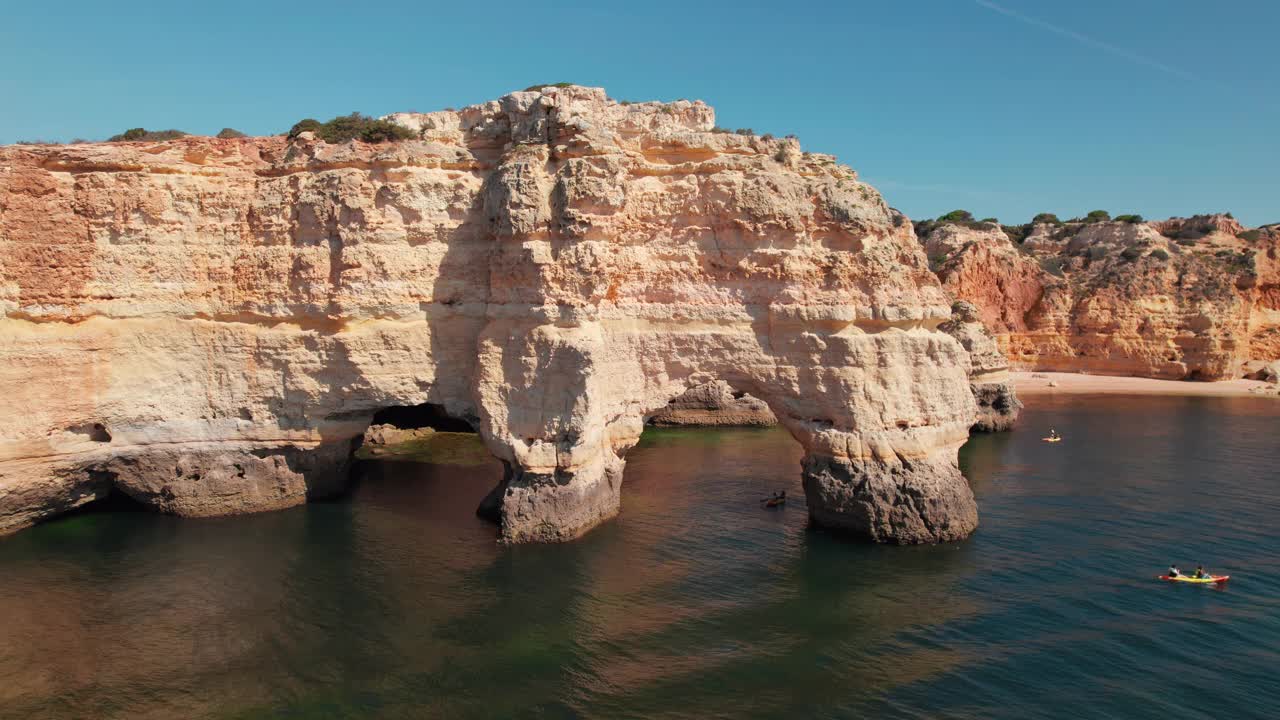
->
[2,394,1278,719]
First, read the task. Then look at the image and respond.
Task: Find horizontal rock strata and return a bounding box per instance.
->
[0,85,980,543]
[920,216,1280,380]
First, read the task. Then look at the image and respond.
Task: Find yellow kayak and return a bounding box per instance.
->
[1159,574,1229,584]
[1042,437,1062,443]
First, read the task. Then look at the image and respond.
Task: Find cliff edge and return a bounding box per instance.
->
[0,86,981,544]
[920,215,1280,380]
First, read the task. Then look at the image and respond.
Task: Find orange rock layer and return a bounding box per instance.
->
[921,216,1280,380]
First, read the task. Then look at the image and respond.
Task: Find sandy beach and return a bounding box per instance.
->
[1012,371,1279,398]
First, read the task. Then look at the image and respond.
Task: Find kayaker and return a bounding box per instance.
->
[1168,564,1181,578]
[1194,565,1208,579]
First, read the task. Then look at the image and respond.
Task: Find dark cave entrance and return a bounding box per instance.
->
[353,403,502,537]
[45,470,149,525]
[367,403,477,433]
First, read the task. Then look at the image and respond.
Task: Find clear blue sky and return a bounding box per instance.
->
[2,0,1276,226]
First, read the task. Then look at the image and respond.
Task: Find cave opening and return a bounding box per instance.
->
[43,471,149,526]
[66,422,113,443]
[351,402,502,539]
[367,403,476,433]
[628,382,807,537]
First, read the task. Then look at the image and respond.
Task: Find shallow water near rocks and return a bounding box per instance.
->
[2,394,1279,719]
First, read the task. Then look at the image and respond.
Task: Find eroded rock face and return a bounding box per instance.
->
[0,85,979,543]
[921,217,1280,380]
[647,380,777,427]
[939,301,1021,432]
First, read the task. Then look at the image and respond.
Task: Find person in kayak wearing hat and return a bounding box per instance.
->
[1194,565,1209,579]
[1168,564,1182,578]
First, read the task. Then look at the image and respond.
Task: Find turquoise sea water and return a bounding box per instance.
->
[2,394,1278,719]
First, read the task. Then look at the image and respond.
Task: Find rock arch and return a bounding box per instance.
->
[0,85,980,544]
[470,311,978,544]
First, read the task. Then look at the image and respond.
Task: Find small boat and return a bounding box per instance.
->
[1042,436,1062,443]
[763,497,786,508]
[1159,575,1229,584]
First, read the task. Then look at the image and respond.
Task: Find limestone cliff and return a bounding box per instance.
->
[920,216,1280,380]
[0,86,981,544]
[939,301,1021,431]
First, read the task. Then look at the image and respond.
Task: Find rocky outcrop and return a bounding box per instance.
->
[1246,360,1280,384]
[939,301,1021,431]
[647,380,777,427]
[0,85,981,544]
[363,424,436,446]
[920,216,1280,380]
[923,223,1045,334]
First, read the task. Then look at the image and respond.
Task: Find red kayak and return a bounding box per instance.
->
[1159,575,1229,584]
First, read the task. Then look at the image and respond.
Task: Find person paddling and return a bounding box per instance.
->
[1168,564,1181,578]
[761,490,786,507]
[1194,565,1209,579]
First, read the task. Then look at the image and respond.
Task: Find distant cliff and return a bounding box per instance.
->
[918,214,1280,380]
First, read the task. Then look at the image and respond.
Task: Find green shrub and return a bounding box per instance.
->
[1150,248,1170,261]
[734,128,754,135]
[913,219,938,238]
[216,128,247,139]
[710,126,731,134]
[1032,213,1061,225]
[523,82,575,91]
[107,128,187,142]
[1084,210,1111,223]
[1114,214,1144,224]
[980,217,998,223]
[1002,224,1030,245]
[287,114,416,144]
[1239,229,1262,242]
[287,119,323,139]
[1088,245,1109,261]
[937,209,975,223]
[1121,246,1143,261]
